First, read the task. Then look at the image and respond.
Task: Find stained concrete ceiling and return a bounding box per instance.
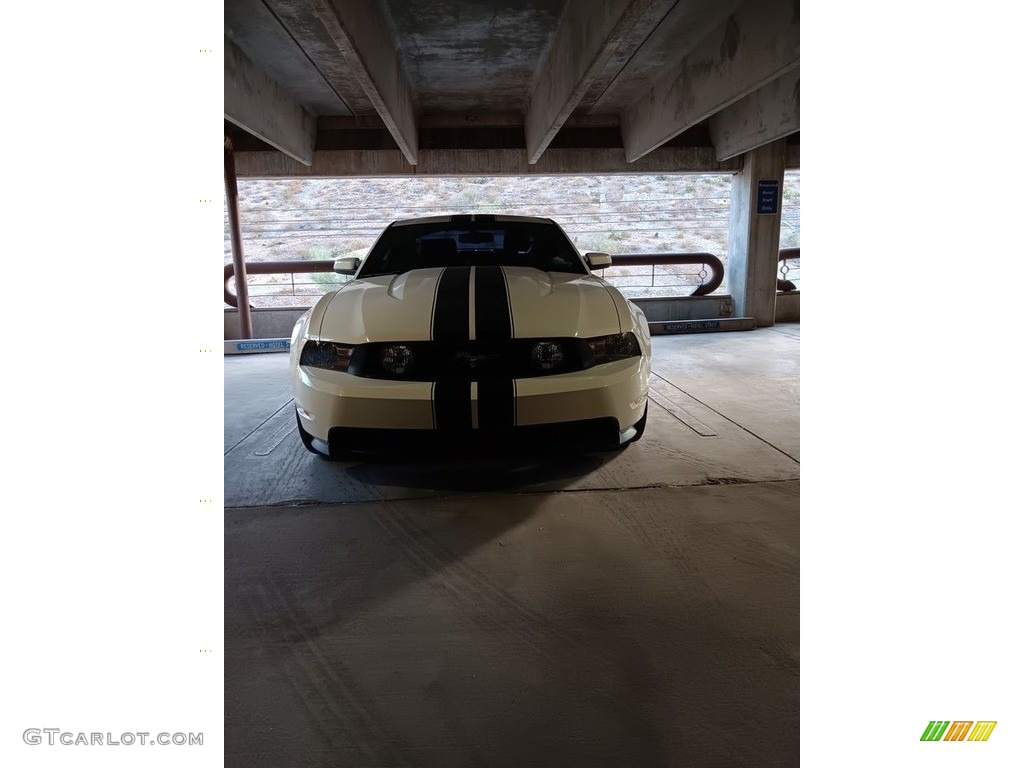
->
[224,0,799,176]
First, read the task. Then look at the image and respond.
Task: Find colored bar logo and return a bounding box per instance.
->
[921,721,996,742]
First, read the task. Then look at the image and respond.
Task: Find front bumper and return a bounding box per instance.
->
[294,356,648,451]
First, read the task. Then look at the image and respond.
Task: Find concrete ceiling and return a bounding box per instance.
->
[224,0,799,176]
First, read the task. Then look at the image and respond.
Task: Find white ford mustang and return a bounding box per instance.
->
[290,214,651,459]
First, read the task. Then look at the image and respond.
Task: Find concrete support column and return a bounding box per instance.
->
[224,135,253,340]
[727,138,786,326]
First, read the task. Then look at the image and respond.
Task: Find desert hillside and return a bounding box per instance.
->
[225,173,800,306]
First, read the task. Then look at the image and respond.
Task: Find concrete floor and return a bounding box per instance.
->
[225,324,800,767]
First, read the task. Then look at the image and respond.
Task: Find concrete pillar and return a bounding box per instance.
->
[727,139,786,326]
[224,135,253,340]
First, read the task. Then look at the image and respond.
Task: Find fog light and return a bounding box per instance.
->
[531,341,564,371]
[381,345,414,375]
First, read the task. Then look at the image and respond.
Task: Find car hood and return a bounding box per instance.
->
[316,266,622,343]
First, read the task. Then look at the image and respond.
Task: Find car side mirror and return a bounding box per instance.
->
[334,257,361,275]
[585,252,612,269]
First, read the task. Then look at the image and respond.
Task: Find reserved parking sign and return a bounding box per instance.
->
[757,179,780,215]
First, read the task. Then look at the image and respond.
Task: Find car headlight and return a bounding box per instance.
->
[530,341,565,371]
[380,344,415,375]
[299,340,355,371]
[586,332,641,365]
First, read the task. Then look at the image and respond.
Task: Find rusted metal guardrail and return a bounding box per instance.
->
[778,247,800,292]
[224,260,336,307]
[223,252,727,308]
[604,253,724,296]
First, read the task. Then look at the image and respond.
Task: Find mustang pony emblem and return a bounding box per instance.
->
[453,350,501,368]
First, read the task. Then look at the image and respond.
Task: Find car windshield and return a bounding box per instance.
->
[358,220,587,278]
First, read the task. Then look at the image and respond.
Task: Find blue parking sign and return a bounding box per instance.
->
[757,179,780,215]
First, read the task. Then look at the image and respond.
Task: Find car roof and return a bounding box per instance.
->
[390,214,555,227]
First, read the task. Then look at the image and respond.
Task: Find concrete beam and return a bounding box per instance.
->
[224,36,316,166]
[314,0,418,165]
[420,113,524,129]
[786,143,799,169]
[234,147,742,178]
[525,0,657,165]
[586,0,742,114]
[621,0,799,162]
[710,69,800,161]
[316,113,626,136]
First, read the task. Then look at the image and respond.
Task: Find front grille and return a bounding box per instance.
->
[347,339,588,381]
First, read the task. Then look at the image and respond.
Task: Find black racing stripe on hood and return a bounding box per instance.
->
[431,266,471,341]
[474,266,513,341]
[474,266,515,429]
[432,267,472,430]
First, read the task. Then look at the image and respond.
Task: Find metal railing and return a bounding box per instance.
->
[223,252,727,308]
[777,247,800,291]
[223,260,336,308]
[601,253,723,296]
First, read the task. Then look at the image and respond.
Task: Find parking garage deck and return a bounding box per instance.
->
[224,325,799,766]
